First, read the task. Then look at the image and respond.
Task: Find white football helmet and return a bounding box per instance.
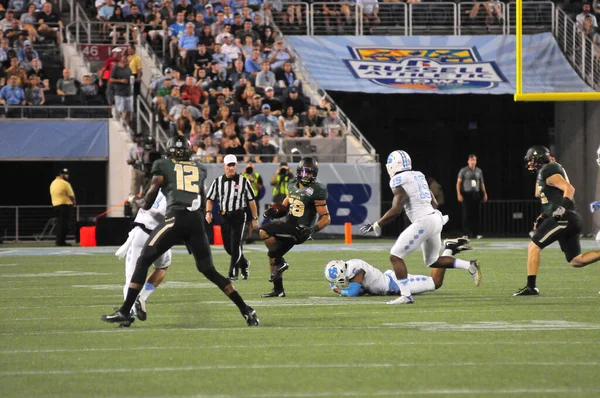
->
[386,150,412,178]
[324,260,349,288]
[596,144,600,167]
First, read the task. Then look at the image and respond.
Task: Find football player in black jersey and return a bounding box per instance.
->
[514,145,600,296]
[260,157,331,297]
[102,136,259,326]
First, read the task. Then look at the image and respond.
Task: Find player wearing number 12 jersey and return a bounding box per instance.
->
[360,150,481,305]
[102,135,259,326]
[260,157,331,297]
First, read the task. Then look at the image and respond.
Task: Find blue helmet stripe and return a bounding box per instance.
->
[398,150,408,168]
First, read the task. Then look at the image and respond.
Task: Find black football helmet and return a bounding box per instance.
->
[167,135,191,161]
[144,135,155,151]
[524,145,551,172]
[297,157,319,186]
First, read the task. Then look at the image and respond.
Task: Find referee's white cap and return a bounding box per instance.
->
[224,154,238,165]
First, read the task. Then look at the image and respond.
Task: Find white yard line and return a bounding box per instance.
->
[178,388,600,397]
[1,340,598,355]
[1,362,600,377]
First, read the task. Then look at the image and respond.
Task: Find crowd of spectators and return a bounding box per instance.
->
[0,1,112,114]
[84,0,348,160]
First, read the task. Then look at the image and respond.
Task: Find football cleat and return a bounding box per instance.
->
[243,306,259,326]
[241,260,250,280]
[386,295,414,305]
[135,298,147,321]
[261,290,286,298]
[513,286,540,296]
[119,316,135,328]
[101,309,130,324]
[469,260,482,286]
[443,237,473,256]
[268,261,289,282]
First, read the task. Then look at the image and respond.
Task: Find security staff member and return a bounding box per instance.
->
[456,154,488,239]
[49,168,76,247]
[206,154,259,280]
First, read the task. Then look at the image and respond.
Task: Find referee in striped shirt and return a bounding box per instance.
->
[206,154,259,281]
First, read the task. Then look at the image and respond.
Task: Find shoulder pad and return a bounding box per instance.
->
[390,174,402,189]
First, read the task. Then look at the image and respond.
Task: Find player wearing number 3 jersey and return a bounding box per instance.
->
[360,150,482,305]
[260,157,331,298]
[102,135,259,327]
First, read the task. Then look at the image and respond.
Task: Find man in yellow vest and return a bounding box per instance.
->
[271,162,293,204]
[49,168,76,246]
[242,161,263,242]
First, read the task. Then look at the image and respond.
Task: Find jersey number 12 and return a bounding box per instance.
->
[174,164,200,193]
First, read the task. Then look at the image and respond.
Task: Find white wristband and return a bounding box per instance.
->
[373,222,381,235]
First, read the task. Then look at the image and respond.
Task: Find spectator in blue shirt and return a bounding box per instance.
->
[0,75,26,105]
[169,12,187,39]
[211,42,231,68]
[203,4,216,24]
[17,40,39,64]
[179,22,199,50]
[244,47,262,77]
[98,0,116,21]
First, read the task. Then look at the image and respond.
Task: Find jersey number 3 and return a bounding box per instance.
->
[174,164,200,193]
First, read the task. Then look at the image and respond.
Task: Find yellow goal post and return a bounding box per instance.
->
[514,0,600,101]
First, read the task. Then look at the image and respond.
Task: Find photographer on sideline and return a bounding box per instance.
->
[242,161,264,242]
[271,162,293,204]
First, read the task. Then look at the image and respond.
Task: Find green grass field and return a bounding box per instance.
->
[1,239,599,397]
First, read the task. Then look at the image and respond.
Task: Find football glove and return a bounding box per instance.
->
[552,206,566,220]
[263,206,278,219]
[590,201,600,213]
[359,222,380,236]
[296,225,314,243]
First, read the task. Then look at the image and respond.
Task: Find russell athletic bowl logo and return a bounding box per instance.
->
[344,47,508,91]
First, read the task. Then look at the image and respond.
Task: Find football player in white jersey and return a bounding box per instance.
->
[589,145,600,243]
[360,150,481,305]
[325,259,439,297]
[115,189,172,326]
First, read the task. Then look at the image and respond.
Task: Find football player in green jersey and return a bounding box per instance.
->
[514,145,600,296]
[102,135,259,326]
[260,157,331,297]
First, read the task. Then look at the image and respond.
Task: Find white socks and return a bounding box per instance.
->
[453,258,472,270]
[408,275,436,294]
[397,278,413,297]
[139,282,155,302]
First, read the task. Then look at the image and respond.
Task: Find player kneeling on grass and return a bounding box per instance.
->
[361,150,481,305]
[114,188,171,327]
[514,145,600,296]
[259,157,331,298]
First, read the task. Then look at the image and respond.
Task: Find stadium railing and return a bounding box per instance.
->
[191,152,379,164]
[479,199,541,237]
[0,205,109,242]
[0,105,112,119]
[554,7,599,90]
[274,1,554,36]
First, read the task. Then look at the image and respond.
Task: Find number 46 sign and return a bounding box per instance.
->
[79,44,115,62]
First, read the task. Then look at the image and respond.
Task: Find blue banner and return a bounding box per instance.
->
[287,33,593,94]
[0,121,108,160]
